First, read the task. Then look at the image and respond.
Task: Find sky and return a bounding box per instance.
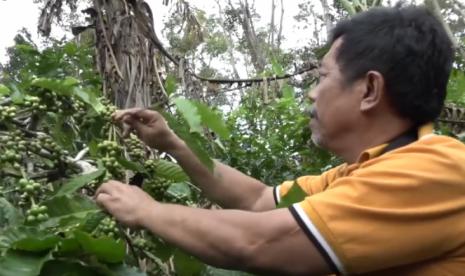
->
[0,0,316,65]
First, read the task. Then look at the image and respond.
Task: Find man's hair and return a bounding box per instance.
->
[329,6,454,125]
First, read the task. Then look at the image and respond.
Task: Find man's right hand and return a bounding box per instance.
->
[112,108,183,152]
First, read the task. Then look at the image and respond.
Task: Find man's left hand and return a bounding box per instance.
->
[95,180,157,227]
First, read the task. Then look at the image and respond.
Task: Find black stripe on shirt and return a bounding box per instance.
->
[273,186,279,206]
[288,205,340,274]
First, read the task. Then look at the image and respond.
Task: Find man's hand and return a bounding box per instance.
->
[112,108,182,152]
[95,180,157,227]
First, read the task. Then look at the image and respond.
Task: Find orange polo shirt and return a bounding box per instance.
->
[274,124,465,275]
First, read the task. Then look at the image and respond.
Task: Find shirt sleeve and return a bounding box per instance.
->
[273,164,346,205]
[287,154,465,274]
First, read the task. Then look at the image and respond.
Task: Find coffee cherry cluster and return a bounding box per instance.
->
[0,105,17,121]
[144,159,157,173]
[34,89,73,114]
[98,140,124,178]
[133,237,152,251]
[95,217,119,239]
[21,95,46,111]
[125,134,146,160]
[18,178,42,196]
[0,131,25,167]
[143,178,170,201]
[99,97,117,118]
[37,136,69,165]
[25,204,49,223]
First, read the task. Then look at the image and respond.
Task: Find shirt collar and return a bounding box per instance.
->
[356,123,434,163]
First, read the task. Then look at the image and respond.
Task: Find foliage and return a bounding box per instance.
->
[0,40,235,276]
[221,84,339,186]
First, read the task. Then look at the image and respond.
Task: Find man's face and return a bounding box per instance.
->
[307,38,362,151]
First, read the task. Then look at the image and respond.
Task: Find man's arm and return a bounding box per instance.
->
[113,108,276,211]
[95,181,333,275]
[169,139,275,211]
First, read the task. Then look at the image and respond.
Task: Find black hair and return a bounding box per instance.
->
[330,5,454,125]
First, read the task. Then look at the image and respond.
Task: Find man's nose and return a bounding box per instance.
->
[307,88,317,103]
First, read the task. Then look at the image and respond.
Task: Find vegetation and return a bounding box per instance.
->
[0,0,463,275]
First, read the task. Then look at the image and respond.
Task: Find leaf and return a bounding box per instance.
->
[10,84,25,104]
[55,167,105,197]
[31,77,79,96]
[154,159,189,182]
[339,0,356,15]
[162,111,214,171]
[0,198,22,229]
[271,59,284,76]
[13,236,61,252]
[74,231,126,263]
[78,212,107,233]
[166,182,192,199]
[173,98,203,133]
[276,182,307,208]
[0,250,52,276]
[116,157,146,173]
[0,84,10,96]
[73,86,105,113]
[173,249,206,276]
[164,74,177,96]
[194,102,230,140]
[0,227,47,250]
[40,195,99,228]
[282,84,295,100]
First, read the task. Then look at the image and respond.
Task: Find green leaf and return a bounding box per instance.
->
[0,198,22,229]
[77,212,107,234]
[56,238,81,255]
[276,182,307,208]
[282,84,295,100]
[339,0,356,15]
[166,182,192,199]
[0,84,10,96]
[271,59,284,76]
[164,74,177,96]
[153,159,189,182]
[13,236,61,252]
[116,157,146,173]
[73,87,105,113]
[31,77,79,96]
[10,84,25,104]
[0,250,52,276]
[194,102,230,140]
[163,111,214,171]
[55,167,105,197]
[74,231,126,263]
[40,195,99,228]
[0,227,46,250]
[173,249,205,276]
[173,98,203,133]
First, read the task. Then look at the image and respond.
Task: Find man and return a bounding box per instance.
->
[95,5,465,275]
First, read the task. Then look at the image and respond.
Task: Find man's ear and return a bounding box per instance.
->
[360,71,385,112]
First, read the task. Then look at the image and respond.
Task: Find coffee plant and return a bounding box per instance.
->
[0,40,244,276]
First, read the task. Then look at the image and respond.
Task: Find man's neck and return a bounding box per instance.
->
[334,118,413,164]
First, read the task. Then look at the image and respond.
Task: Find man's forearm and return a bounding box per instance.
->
[142,202,257,269]
[167,139,274,211]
